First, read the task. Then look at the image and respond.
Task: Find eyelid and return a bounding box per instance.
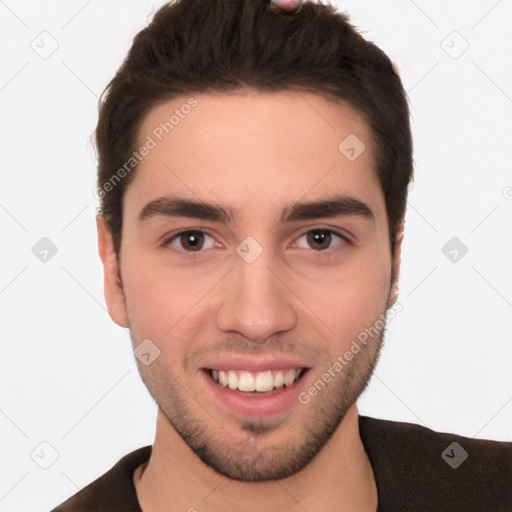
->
[161,226,351,253]
[292,228,350,251]
[294,226,354,245]
[162,229,219,252]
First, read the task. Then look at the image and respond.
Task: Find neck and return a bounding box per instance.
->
[134,404,377,512]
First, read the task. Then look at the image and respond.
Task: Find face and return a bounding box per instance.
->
[98,91,402,482]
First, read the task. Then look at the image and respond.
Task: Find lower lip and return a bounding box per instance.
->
[199,370,309,417]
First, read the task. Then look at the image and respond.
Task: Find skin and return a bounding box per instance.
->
[97,90,403,511]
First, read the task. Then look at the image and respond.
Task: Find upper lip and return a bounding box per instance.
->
[202,356,311,372]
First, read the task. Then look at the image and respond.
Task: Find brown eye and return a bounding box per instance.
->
[166,230,217,254]
[173,231,207,252]
[306,230,332,250]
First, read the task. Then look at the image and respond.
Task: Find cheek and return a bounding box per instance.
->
[121,256,220,344]
[295,252,391,342]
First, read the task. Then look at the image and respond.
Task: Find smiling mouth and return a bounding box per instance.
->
[204,368,308,395]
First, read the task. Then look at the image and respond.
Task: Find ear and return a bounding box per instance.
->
[387,225,404,309]
[96,214,130,328]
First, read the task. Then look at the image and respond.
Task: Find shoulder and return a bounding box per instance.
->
[359,415,512,512]
[50,446,151,512]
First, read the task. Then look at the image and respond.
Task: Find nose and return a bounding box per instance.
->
[215,252,298,342]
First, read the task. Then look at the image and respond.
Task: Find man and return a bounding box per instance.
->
[52,0,511,510]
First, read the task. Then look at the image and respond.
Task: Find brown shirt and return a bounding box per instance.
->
[51,415,512,511]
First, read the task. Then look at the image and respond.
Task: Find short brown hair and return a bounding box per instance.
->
[95,0,413,256]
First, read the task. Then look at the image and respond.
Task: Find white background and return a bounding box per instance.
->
[1,1,511,510]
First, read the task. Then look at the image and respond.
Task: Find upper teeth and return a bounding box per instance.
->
[211,369,302,392]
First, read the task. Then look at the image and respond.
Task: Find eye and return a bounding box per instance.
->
[294,229,347,251]
[167,230,216,252]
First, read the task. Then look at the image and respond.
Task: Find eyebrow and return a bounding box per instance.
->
[138,195,374,225]
[280,196,374,224]
[138,197,233,224]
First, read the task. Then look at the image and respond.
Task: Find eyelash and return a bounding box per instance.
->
[161,228,351,255]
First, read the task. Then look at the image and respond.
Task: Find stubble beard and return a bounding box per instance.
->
[133,319,387,482]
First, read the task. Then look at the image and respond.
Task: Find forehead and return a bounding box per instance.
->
[126,90,385,223]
